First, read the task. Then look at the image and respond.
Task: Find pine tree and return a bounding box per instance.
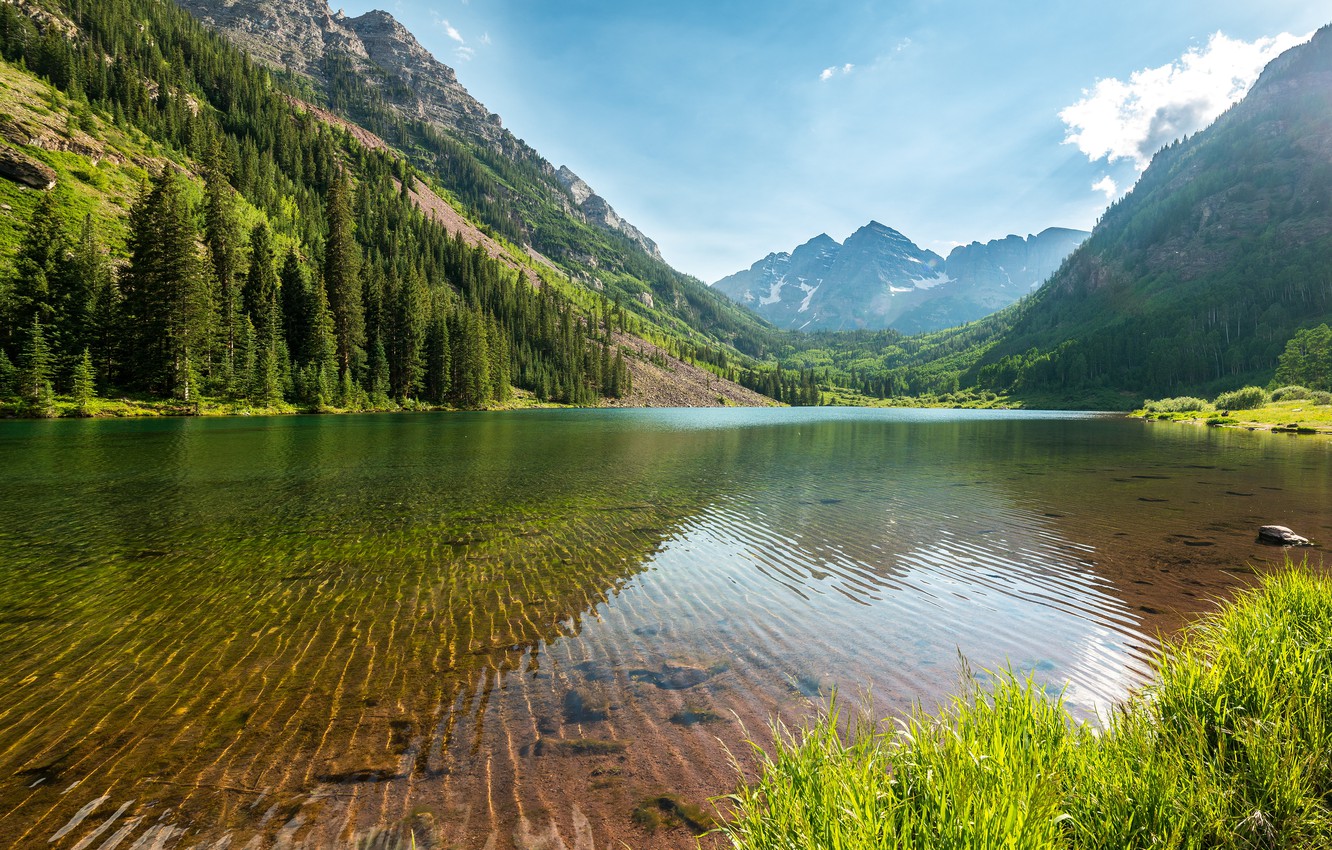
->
[323,171,363,381]
[71,347,96,414]
[60,214,108,370]
[119,170,209,400]
[20,316,54,415]
[6,190,67,359]
[0,350,15,398]
[423,303,450,404]
[202,136,241,386]
[243,222,282,405]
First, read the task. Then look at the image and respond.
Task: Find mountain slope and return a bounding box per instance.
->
[173,0,770,353]
[714,224,1086,333]
[968,24,1332,399]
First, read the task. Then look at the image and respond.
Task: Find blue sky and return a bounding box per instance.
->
[335,0,1326,282]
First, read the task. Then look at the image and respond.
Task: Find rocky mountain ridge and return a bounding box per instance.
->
[713,223,1087,333]
[174,0,660,258]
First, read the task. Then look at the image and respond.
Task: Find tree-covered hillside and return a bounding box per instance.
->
[962,24,1332,402]
[0,0,758,413]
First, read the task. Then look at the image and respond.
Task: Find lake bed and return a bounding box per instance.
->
[1,408,1327,849]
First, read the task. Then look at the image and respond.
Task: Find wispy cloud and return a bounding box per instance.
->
[1060,30,1311,170]
[429,14,476,61]
[819,62,855,82]
[440,18,464,44]
[1091,175,1118,201]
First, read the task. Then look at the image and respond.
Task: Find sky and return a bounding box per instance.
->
[332,0,1327,283]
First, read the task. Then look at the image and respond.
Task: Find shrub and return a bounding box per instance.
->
[1143,396,1210,413]
[1271,385,1311,401]
[1213,386,1268,410]
[1310,391,1332,406]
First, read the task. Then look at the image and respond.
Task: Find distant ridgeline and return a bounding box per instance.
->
[714,223,1088,335]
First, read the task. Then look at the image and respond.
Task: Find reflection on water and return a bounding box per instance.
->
[0,409,1328,849]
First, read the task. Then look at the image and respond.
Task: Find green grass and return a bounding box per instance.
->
[719,565,1332,849]
[1134,398,1332,434]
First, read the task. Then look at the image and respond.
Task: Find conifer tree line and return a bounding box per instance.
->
[0,0,633,410]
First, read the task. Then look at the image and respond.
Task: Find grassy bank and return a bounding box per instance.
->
[1135,386,1332,435]
[720,566,1332,849]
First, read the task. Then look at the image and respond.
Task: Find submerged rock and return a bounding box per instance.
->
[1257,525,1313,546]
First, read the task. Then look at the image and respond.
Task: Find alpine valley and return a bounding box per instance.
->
[0,0,1328,414]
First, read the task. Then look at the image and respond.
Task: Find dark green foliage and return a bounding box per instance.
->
[0,0,685,410]
[202,136,243,389]
[323,172,364,380]
[1213,385,1269,410]
[0,349,14,397]
[119,169,209,400]
[243,222,282,405]
[1274,324,1332,391]
[4,190,67,359]
[70,347,96,412]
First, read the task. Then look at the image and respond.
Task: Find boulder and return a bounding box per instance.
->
[1257,525,1313,546]
[0,146,56,190]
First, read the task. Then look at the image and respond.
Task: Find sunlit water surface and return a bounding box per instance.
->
[1,408,1328,849]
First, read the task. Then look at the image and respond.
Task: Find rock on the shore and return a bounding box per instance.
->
[1257,525,1313,546]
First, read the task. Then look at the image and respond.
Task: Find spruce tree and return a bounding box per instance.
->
[71,347,96,414]
[423,304,450,404]
[6,190,67,359]
[243,222,282,405]
[20,317,54,415]
[120,169,209,400]
[202,136,241,386]
[323,171,363,381]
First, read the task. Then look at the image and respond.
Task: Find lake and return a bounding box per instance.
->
[1,408,1328,849]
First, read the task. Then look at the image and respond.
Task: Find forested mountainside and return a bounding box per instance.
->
[714,224,1087,334]
[0,0,773,414]
[767,24,1332,407]
[171,0,773,354]
[963,23,1332,400]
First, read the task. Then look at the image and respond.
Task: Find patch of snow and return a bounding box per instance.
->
[889,286,912,293]
[759,277,787,306]
[797,282,820,313]
[913,272,952,291]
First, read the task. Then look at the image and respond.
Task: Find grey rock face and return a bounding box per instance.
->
[555,166,662,260]
[713,224,1088,333]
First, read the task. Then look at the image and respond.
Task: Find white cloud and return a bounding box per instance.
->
[1091,175,1118,201]
[439,18,464,44]
[820,63,855,82]
[1060,30,1311,170]
[456,46,475,61]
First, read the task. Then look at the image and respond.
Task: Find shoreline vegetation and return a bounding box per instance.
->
[1135,385,1332,436]
[718,565,1332,849]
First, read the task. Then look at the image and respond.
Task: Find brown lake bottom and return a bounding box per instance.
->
[0,408,1328,849]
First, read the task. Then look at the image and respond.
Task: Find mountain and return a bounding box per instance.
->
[171,0,767,354]
[966,23,1332,400]
[0,0,776,415]
[713,223,1086,333]
[175,0,654,253]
